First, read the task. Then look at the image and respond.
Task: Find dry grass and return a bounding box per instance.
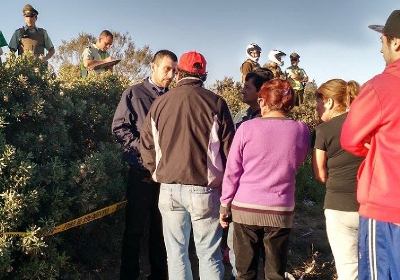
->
[288,205,337,280]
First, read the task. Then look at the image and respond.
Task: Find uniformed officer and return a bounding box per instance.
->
[263,50,286,79]
[8,4,55,61]
[240,43,262,82]
[285,52,308,105]
[0,30,7,64]
[80,30,115,77]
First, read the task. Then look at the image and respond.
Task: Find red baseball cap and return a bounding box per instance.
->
[178,51,207,75]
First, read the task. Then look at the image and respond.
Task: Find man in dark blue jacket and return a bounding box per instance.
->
[112,49,177,280]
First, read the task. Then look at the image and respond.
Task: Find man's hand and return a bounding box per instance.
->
[105,56,113,62]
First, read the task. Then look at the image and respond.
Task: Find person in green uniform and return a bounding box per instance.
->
[0,30,7,64]
[285,52,308,105]
[80,30,115,77]
[8,4,55,61]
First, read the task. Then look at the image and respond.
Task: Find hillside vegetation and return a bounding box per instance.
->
[0,51,335,279]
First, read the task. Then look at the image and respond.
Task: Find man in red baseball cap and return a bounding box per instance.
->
[140,51,235,280]
[341,10,400,280]
[177,50,207,77]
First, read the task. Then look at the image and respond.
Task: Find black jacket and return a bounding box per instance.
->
[140,77,235,187]
[112,78,164,168]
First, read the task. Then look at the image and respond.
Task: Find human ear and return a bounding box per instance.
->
[393,38,400,51]
[327,98,334,109]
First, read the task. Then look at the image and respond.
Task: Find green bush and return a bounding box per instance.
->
[0,53,128,279]
[0,53,323,278]
[288,81,325,207]
[211,77,246,117]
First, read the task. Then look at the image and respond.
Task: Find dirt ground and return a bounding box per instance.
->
[85,204,336,279]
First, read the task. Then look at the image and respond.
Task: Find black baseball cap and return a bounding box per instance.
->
[369,10,400,37]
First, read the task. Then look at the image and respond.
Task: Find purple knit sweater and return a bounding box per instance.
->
[220,117,310,228]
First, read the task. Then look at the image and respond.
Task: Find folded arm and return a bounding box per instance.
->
[341,83,379,157]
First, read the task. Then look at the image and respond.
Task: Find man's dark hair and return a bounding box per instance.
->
[177,69,207,82]
[245,67,274,91]
[152,49,178,64]
[385,34,395,43]
[99,30,113,39]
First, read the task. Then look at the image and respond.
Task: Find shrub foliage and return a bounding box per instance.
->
[0,51,322,278]
[0,53,128,279]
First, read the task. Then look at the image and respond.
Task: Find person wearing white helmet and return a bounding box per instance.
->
[263,50,286,79]
[240,43,262,82]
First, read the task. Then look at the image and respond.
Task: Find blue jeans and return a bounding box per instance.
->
[158,183,224,280]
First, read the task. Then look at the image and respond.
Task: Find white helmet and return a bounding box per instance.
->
[246,43,262,62]
[268,50,286,66]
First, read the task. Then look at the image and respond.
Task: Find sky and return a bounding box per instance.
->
[1,1,399,87]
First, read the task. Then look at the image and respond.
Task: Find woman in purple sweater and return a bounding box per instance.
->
[220,79,309,280]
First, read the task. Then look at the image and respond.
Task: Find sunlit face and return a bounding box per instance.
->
[316,97,331,122]
[249,50,260,59]
[381,35,395,66]
[241,78,258,105]
[97,35,113,51]
[151,56,177,88]
[24,15,37,28]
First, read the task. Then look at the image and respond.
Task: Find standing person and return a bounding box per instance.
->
[285,52,308,105]
[228,68,273,279]
[112,49,178,280]
[140,51,235,280]
[220,79,309,280]
[341,10,400,280]
[0,30,7,64]
[8,4,55,61]
[240,43,262,82]
[81,30,115,77]
[312,79,362,280]
[234,68,273,128]
[263,50,286,79]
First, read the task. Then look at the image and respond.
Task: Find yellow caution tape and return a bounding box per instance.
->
[0,200,127,238]
[0,232,29,237]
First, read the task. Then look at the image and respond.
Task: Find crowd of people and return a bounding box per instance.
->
[2,3,400,280]
[114,9,400,280]
[240,44,308,107]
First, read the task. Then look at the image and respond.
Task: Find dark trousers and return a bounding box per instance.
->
[294,89,304,106]
[120,167,167,280]
[233,222,291,280]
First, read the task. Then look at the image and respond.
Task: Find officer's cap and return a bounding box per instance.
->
[290,52,300,60]
[23,4,39,16]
